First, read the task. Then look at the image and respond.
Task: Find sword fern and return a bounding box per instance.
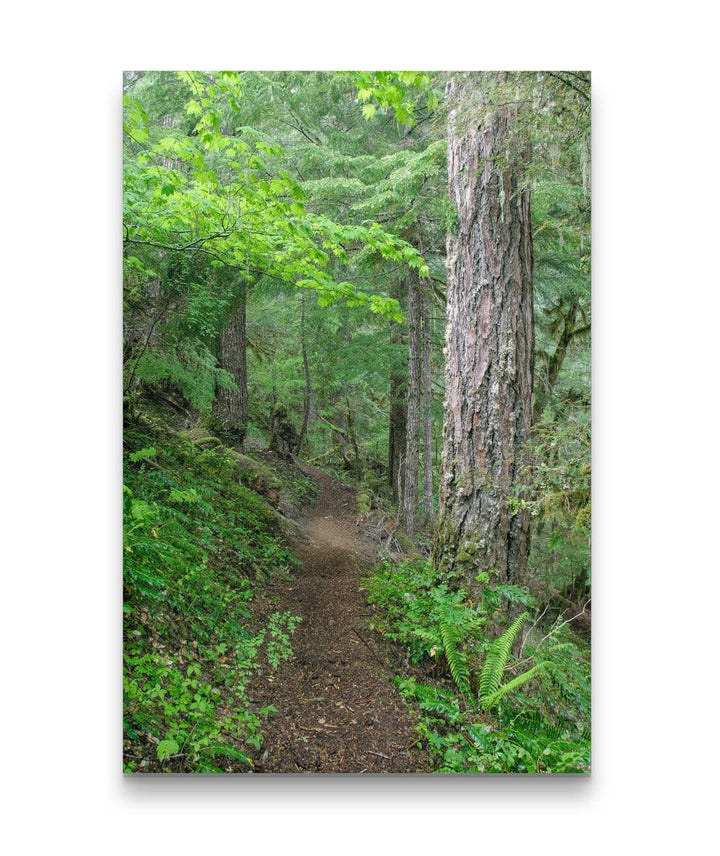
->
[479,612,541,710]
[440,621,471,697]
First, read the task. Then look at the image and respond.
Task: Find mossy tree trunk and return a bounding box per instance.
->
[270,404,299,461]
[433,73,534,597]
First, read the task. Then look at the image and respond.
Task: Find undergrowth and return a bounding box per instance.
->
[123,422,301,773]
[365,558,590,774]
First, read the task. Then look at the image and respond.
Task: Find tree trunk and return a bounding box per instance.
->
[388,320,407,503]
[421,286,434,520]
[297,293,311,454]
[270,404,298,461]
[433,73,534,596]
[345,396,362,479]
[213,287,248,445]
[401,268,422,536]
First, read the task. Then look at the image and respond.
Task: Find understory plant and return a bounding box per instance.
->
[366,557,590,773]
[123,426,301,773]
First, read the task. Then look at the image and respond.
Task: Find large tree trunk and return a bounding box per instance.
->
[401,269,422,536]
[433,74,534,596]
[421,286,434,521]
[213,287,248,445]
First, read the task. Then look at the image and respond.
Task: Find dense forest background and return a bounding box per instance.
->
[122,70,591,774]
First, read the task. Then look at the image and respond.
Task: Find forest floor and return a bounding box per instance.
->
[248,462,430,774]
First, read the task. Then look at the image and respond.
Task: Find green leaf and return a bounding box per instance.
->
[157,739,180,761]
[129,447,157,462]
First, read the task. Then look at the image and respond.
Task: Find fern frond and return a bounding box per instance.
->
[440,621,471,697]
[510,711,565,741]
[479,611,530,704]
[480,664,540,711]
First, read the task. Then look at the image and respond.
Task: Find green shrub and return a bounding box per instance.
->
[366,557,590,774]
[364,558,484,664]
[123,427,300,773]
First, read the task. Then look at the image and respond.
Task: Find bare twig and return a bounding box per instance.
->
[537,599,591,648]
[352,627,387,668]
[317,412,349,437]
[544,72,591,103]
[519,604,549,658]
[298,724,339,733]
[509,600,591,672]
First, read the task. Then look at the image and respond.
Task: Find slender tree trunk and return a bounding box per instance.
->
[388,319,407,503]
[401,268,422,536]
[346,396,362,479]
[433,73,534,595]
[213,287,248,445]
[297,293,311,454]
[421,286,434,520]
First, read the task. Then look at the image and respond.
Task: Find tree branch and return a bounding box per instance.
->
[544,72,591,103]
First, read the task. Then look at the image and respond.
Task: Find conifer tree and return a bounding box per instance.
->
[433,73,534,593]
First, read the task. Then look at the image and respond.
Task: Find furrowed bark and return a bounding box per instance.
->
[433,73,534,596]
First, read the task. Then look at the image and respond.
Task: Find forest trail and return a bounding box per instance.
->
[252,464,429,774]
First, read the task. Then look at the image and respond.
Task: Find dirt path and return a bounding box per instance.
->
[251,464,429,773]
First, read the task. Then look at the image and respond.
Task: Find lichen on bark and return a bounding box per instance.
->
[433,72,534,600]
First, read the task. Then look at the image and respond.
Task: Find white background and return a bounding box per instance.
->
[2,2,717,853]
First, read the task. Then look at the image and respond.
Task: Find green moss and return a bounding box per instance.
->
[226,449,283,492]
[178,426,223,449]
[356,488,374,515]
